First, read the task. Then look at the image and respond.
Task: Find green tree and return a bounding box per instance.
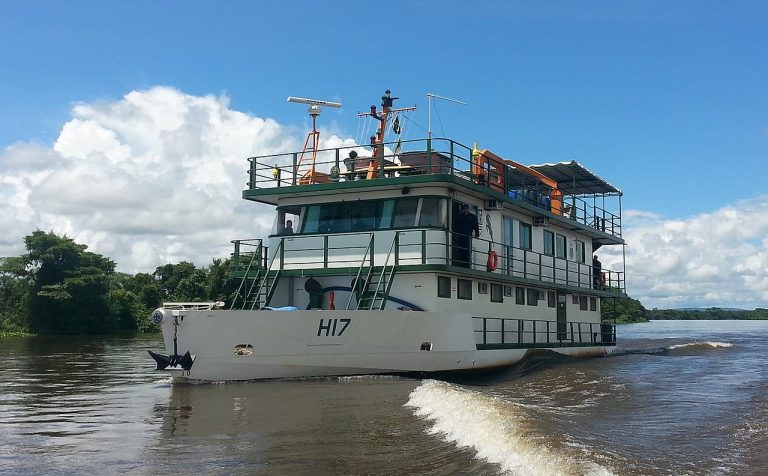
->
[0,256,30,333]
[601,292,648,323]
[20,231,117,334]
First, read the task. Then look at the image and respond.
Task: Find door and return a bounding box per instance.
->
[557,292,568,341]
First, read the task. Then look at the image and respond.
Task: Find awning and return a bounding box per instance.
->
[527,160,622,196]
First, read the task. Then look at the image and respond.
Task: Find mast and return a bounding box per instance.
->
[358,90,416,177]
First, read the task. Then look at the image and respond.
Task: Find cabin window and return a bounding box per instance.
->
[490,284,503,303]
[418,197,446,227]
[515,287,525,305]
[457,279,472,300]
[519,223,532,250]
[527,288,539,306]
[504,286,513,297]
[300,197,448,234]
[302,205,322,233]
[590,296,597,311]
[478,282,488,294]
[392,198,419,228]
[580,295,588,310]
[575,240,586,263]
[548,291,556,308]
[437,276,451,298]
[543,230,555,256]
[556,234,566,259]
[274,207,301,235]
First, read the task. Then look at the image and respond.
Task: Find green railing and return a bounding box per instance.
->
[246,137,622,239]
[473,316,616,349]
[230,229,625,293]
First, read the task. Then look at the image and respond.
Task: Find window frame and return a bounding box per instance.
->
[555,233,567,259]
[437,276,451,298]
[515,286,526,305]
[490,283,503,303]
[519,222,532,251]
[543,230,555,256]
[527,288,539,306]
[457,278,473,300]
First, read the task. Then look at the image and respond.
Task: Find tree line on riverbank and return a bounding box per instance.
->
[0,231,236,335]
[2,231,765,335]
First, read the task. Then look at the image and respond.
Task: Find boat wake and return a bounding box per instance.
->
[612,340,734,357]
[405,379,614,476]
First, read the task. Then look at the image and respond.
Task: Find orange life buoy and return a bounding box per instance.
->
[486,251,498,272]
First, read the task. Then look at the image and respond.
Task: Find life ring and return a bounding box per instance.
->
[486,251,498,272]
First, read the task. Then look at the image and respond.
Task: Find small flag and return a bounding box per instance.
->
[392,115,401,134]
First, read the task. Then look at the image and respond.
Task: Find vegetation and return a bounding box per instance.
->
[647,308,768,320]
[0,231,237,335]
[601,291,649,323]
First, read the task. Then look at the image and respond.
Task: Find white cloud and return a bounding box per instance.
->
[600,196,768,309]
[0,86,309,272]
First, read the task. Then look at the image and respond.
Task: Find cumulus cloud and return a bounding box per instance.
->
[600,197,768,309]
[0,86,347,271]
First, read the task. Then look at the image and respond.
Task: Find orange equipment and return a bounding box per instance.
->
[473,147,564,215]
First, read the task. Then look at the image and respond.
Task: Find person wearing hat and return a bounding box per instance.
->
[453,204,479,267]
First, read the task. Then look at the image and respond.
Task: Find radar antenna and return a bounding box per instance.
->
[287,96,342,184]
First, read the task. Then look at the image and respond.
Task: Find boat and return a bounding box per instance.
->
[148,90,626,382]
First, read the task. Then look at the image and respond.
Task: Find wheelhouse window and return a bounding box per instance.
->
[548,291,556,308]
[580,295,588,310]
[392,198,419,228]
[418,197,446,227]
[519,223,532,250]
[301,197,446,233]
[274,206,301,235]
[590,296,597,311]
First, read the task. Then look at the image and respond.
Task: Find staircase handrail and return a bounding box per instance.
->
[250,239,285,310]
[229,241,262,310]
[367,233,399,310]
[346,233,375,310]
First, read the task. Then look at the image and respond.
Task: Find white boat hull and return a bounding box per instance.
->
[153,308,610,382]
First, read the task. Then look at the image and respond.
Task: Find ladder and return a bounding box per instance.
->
[348,234,398,310]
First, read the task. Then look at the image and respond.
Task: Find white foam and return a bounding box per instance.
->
[405,380,614,476]
[668,341,733,350]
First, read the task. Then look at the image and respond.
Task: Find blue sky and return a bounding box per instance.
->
[1,1,767,308]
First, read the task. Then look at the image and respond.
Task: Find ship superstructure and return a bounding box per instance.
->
[149,91,625,382]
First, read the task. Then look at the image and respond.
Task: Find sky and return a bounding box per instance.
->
[1,1,766,309]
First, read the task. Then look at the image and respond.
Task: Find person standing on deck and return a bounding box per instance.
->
[453,204,479,268]
[593,254,602,289]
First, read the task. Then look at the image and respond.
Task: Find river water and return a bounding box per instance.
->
[1,320,766,475]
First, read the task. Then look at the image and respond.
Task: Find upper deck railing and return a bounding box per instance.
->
[246,138,622,239]
[230,230,625,294]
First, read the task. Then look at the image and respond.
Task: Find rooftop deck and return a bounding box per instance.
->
[245,138,624,241]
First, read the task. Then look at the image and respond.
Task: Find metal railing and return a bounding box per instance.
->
[231,229,625,294]
[473,316,616,349]
[246,137,622,239]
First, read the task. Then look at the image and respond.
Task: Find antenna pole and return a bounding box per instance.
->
[426,93,468,139]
